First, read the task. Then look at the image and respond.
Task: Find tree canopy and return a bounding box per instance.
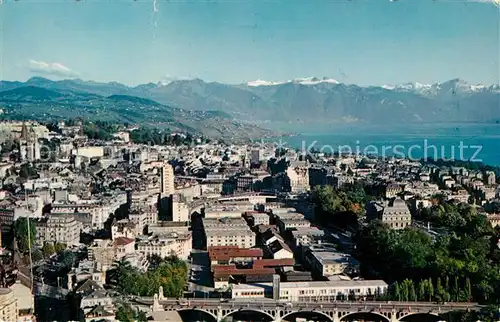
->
[112,257,188,297]
[355,201,500,303]
[13,218,36,253]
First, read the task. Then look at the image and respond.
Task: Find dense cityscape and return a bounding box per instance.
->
[0,120,496,322]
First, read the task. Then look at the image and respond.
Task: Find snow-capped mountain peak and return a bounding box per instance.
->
[382,79,495,96]
[247,79,285,87]
[292,77,340,85]
[247,76,339,87]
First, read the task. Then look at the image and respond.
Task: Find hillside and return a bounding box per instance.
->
[0,85,276,140]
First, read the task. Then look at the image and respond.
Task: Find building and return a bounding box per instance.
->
[160,164,175,196]
[0,288,18,322]
[171,194,189,222]
[203,217,256,248]
[366,198,411,230]
[111,219,136,240]
[205,206,245,219]
[88,240,116,271]
[291,227,327,247]
[19,123,41,162]
[267,239,293,260]
[237,174,256,192]
[129,204,157,235]
[244,212,270,226]
[250,149,261,165]
[305,245,359,277]
[208,246,263,266]
[36,213,82,245]
[205,228,255,249]
[10,281,35,321]
[148,221,189,235]
[114,237,135,260]
[487,213,500,228]
[137,232,192,260]
[485,171,496,185]
[276,216,311,234]
[231,280,388,301]
[286,162,309,193]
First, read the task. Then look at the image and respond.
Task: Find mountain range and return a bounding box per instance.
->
[0,76,498,133]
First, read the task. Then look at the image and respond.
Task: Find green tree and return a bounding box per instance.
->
[444,276,451,302]
[54,242,66,254]
[392,281,401,301]
[400,279,412,302]
[452,276,459,302]
[408,280,417,302]
[13,218,36,253]
[436,277,446,302]
[115,303,135,322]
[418,280,426,301]
[426,277,434,302]
[59,251,75,268]
[42,243,55,258]
[464,278,472,302]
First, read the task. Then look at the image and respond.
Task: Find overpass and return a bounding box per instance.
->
[134,292,482,322]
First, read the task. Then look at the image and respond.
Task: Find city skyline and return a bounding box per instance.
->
[0,0,499,86]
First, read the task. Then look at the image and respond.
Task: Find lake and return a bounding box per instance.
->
[272,123,500,166]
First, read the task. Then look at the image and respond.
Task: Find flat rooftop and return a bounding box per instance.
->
[205,228,254,237]
[232,279,388,290]
[311,251,358,265]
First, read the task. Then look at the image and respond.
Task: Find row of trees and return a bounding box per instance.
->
[387,277,472,302]
[355,202,500,303]
[111,257,188,297]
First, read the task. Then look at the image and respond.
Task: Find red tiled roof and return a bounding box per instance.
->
[114,237,135,246]
[208,246,263,261]
[254,258,294,267]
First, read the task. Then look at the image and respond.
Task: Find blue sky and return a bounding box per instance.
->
[0,0,498,86]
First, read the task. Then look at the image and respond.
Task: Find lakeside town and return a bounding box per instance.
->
[0,120,498,322]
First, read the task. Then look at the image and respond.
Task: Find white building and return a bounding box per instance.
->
[160,164,175,196]
[203,217,256,248]
[306,249,360,277]
[286,162,310,193]
[232,280,388,301]
[0,288,18,322]
[171,194,189,222]
[36,213,82,245]
[137,232,192,260]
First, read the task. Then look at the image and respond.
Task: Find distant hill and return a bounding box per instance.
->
[1,76,498,126]
[0,84,276,140]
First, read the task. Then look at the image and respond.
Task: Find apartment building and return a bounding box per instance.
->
[137,232,192,260]
[204,217,255,248]
[0,288,18,322]
[171,194,189,222]
[160,163,175,196]
[36,213,82,245]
